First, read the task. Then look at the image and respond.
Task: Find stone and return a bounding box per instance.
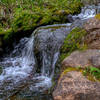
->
[84,18,100,49]
[53,71,100,100]
[67,14,74,23]
[62,49,100,69]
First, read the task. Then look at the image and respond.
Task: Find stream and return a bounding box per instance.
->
[0,5,99,100]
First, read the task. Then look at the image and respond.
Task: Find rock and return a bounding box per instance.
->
[62,49,100,69]
[84,18,100,32]
[71,19,87,29]
[84,18,100,49]
[81,0,100,5]
[67,14,74,23]
[53,71,100,100]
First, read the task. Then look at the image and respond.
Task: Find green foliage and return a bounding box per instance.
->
[0,0,83,46]
[60,27,87,61]
[83,66,100,80]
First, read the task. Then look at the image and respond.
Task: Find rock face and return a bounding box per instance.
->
[84,18,100,49]
[53,71,100,100]
[53,16,100,100]
[62,49,100,69]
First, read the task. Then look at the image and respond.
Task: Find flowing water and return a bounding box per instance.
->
[0,5,99,100]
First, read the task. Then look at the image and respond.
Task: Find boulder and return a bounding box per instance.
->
[67,14,74,23]
[53,71,100,100]
[62,49,100,69]
[84,18,100,49]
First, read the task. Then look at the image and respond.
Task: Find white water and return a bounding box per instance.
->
[73,5,97,20]
[0,37,35,81]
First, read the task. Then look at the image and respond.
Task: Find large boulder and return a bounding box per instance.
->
[53,71,100,100]
[62,49,100,69]
[84,17,100,49]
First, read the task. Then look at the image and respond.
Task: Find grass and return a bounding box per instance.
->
[61,66,100,82]
[83,66,100,81]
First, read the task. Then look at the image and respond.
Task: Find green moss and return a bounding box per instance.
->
[62,67,78,75]
[12,10,41,32]
[0,0,83,47]
[95,14,100,20]
[61,66,100,82]
[60,27,88,61]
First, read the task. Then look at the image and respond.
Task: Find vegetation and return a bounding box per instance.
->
[60,27,88,61]
[0,0,82,47]
[95,14,100,20]
[83,66,100,81]
[61,66,100,81]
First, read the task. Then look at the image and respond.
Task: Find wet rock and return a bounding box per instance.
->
[34,25,71,76]
[62,49,100,69]
[67,14,74,23]
[53,71,100,100]
[71,19,87,29]
[84,18,100,49]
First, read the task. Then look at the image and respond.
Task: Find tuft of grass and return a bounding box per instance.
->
[61,66,100,82]
[83,66,100,81]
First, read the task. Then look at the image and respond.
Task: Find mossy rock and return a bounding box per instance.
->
[60,27,88,61]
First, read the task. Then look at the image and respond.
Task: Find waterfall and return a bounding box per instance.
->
[0,5,99,99]
[0,37,35,81]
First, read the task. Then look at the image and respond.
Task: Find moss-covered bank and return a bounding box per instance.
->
[0,0,83,49]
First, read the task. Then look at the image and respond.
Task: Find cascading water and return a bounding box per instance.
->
[0,5,99,100]
[0,37,35,81]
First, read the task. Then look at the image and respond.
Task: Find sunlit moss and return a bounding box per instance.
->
[95,14,100,20]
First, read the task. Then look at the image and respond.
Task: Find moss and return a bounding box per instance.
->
[12,10,41,32]
[61,66,100,82]
[60,27,88,61]
[0,0,83,48]
[95,14,100,20]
